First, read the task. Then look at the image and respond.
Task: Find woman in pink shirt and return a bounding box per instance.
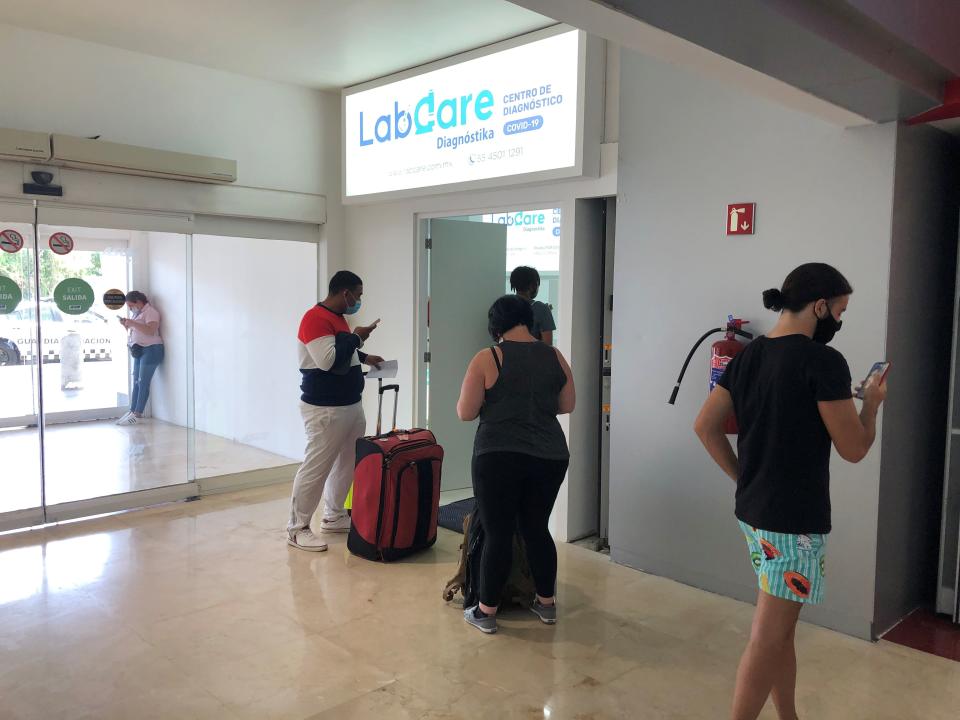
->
[116,291,164,426]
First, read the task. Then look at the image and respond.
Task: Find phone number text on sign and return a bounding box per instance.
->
[469,147,524,165]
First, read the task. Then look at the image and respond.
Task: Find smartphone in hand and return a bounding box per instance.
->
[854,361,890,399]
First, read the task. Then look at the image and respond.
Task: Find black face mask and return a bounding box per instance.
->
[813,307,842,344]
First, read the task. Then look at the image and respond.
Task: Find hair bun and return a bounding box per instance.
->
[763,288,784,311]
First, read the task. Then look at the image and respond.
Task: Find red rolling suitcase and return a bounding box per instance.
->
[347,381,444,562]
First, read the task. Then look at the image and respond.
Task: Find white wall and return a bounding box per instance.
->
[142,232,190,427]
[192,235,317,461]
[0,22,344,284]
[0,23,335,195]
[611,48,898,639]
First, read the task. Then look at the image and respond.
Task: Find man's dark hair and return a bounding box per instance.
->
[488,294,535,340]
[329,270,363,295]
[509,266,540,293]
[763,263,853,313]
[125,290,148,304]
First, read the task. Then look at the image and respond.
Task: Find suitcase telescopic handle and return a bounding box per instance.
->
[376,380,400,435]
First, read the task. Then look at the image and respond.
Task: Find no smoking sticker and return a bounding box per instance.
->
[49,232,74,255]
[0,229,24,254]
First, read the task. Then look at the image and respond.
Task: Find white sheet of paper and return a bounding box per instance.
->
[366,360,398,379]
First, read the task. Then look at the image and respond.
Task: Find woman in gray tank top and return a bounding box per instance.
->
[456,295,576,635]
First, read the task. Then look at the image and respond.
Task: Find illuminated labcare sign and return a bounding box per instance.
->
[344,28,583,200]
[482,209,561,272]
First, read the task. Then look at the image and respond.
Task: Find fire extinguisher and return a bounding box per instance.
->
[668,315,753,434]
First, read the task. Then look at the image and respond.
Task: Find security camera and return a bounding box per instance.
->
[24,170,62,197]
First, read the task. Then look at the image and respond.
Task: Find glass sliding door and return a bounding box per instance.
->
[0,204,197,531]
[0,204,319,531]
[190,233,315,486]
[34,225,130,421]
[35,221,195,511]
[0,219,43,528]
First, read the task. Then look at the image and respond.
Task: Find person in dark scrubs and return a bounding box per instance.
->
[510,266,556,345]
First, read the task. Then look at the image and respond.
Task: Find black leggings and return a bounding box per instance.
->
[472,451,568,607]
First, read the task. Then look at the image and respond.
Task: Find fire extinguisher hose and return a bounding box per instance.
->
[668,326,754,405]
[668,328,722,405]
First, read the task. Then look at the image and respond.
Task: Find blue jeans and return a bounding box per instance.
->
[131,344,164,414]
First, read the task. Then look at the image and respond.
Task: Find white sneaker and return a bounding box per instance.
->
[287,529,328,552]
[116,413,137,426]
[320,515,351,534]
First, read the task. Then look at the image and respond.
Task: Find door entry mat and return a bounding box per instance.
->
[438,498,474,534]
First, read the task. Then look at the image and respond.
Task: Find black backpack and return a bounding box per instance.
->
[443,505,535,607]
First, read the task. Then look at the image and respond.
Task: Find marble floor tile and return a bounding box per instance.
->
[1,483,959,719]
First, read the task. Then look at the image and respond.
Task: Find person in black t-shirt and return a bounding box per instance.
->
[694,263,887,720]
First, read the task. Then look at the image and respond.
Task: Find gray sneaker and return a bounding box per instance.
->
[464,605,497,634]
[530,600,557,625]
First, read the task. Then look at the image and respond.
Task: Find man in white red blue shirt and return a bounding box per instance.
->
[287,271,382,552]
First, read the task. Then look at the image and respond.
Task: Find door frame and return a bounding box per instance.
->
[0,194,321,534]
[414,201,565,430]
[2,408,127,429]
[0,482,201,533]
[0,202,197,531]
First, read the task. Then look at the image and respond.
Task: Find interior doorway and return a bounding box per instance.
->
[417,207,563,499]
[416,199,615,545]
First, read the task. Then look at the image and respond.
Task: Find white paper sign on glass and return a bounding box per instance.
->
[343,28,582,201]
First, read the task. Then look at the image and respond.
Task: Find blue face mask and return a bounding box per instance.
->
[343,292,361,315]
